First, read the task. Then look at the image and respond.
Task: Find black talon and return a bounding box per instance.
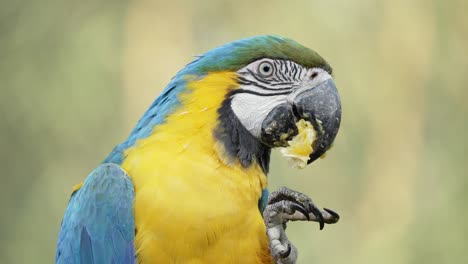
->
[279,243,292,258]
[324,208,340,221]
[310,206,324,230]
[290,203,310,221]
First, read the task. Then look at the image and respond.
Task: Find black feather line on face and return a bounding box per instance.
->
[237,77,293,91]
[214,90,271,174]
[230,89,291,96]
[242,69,295,91]
[291,63,298,80]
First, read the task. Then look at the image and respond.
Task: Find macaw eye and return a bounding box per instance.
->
[257,61,274,77]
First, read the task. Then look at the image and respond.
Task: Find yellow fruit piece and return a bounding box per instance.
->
[279,119,317,169]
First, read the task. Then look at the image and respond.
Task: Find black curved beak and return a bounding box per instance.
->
[260,78,341,165]
[293,79,341,164]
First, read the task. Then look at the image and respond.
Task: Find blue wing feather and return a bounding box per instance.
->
[258,188,269,213]
[56,163,135,264]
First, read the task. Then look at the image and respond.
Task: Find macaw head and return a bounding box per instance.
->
[173,36,341,171]
[116,36,341,172]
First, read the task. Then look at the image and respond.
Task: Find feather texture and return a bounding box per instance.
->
[56,164,135,264]
[121,72,271,263]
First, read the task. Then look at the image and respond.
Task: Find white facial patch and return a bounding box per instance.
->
[231,92,287,137]
[230,58,332,138]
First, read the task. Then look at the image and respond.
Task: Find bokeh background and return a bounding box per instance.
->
[1,0,467,263]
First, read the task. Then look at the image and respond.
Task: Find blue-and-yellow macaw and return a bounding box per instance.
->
[56,36,341,264]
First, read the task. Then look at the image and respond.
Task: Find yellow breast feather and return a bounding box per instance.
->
[121,72,272,263]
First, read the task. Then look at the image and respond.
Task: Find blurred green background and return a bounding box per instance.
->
[1,0,467,263]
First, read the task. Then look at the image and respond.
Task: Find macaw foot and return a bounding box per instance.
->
[263,187,340,264]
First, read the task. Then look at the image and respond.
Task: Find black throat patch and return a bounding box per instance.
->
[214,91,271,174]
